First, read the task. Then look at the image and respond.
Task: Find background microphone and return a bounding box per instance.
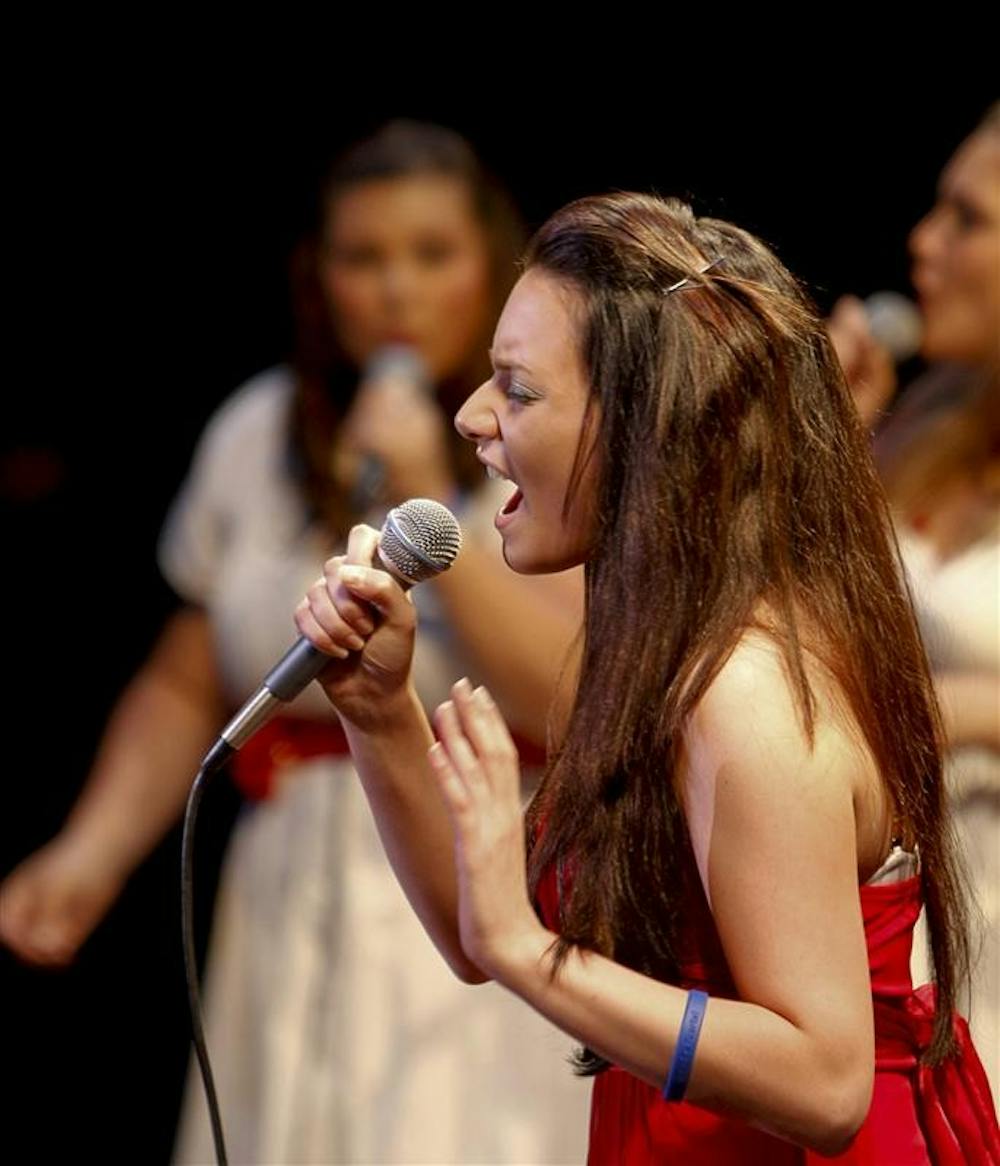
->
[352,344,430,513]
[200,498,462,773]
[862,291,923,363]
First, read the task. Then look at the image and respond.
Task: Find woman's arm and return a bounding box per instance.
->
[428,639,880,1155]
[431,542,583,743]
[934,668,1000,752]
[294,527,488,982]
[0,607,227,965]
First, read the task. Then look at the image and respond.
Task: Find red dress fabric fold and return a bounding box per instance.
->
[535,855,1000,1164]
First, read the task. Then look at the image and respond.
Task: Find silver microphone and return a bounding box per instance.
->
[201,498,461,772]
[863,291,922,363]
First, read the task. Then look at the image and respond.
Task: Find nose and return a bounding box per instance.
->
[908,205,940,265]
[454,378,497,443]
[379,258,422,314]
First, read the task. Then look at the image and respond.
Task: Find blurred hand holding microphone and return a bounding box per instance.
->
[827,291,923,428]
[346,344,454,512]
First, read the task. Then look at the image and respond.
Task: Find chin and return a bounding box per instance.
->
[501,538,584,576]
[500,543,546,575]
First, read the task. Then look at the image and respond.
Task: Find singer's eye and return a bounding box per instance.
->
[490,363,542,407]
[506,379,541,405]
[414,238,459,267]
[950,198,986,234]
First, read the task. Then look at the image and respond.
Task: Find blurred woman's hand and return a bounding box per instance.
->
[827,295,898,428]
[0,830,127,966]
[342,374,456,504]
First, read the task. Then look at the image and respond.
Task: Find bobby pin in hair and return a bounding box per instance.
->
[666,257,725,295]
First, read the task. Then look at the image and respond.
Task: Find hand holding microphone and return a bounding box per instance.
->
[346,345,456,509]
[201,499,462,770]
[827,291,923,427]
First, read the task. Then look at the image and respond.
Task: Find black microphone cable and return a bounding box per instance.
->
[180,754,231,1165]
[178,498,461,1166]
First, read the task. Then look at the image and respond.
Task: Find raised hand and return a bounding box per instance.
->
[427,678,544,979]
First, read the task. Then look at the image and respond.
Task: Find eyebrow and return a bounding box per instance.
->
[488,348,535,375]
[937,179,992,222]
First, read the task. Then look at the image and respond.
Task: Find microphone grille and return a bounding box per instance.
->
[364,343,429,387]
[378,498,462,585]
[864,291,923,363]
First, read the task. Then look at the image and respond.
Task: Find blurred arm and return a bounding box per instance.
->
[0,606,226,964]
[431,539,583,743]
[934,669,1000,752]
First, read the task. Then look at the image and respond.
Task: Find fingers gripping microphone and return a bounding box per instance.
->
[200,498,462,773]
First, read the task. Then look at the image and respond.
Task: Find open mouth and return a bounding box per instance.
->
[481,460,524,527]
[501,486,524,515]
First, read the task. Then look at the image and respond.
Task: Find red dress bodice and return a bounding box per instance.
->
[535,852,999,1164]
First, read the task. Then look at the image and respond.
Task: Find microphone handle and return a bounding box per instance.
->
[352,452,385,513]
[212,642,322,758]
[263,637,332,700]
[205,548,411,766]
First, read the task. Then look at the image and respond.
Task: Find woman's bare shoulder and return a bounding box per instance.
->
[680,626,888,881]
[680,625,883,829]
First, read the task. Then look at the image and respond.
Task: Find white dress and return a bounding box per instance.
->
[900,522,1000,1108]
[165,369,590,1164]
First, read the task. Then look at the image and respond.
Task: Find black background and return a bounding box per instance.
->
[3,50,995,1161]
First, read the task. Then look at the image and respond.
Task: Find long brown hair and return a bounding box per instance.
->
[524,192,969,1068]
[287,119,525,535]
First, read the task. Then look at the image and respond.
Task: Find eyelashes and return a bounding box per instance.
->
[952,201,986,232]
[507,379,542,405]
[492,366,542,405]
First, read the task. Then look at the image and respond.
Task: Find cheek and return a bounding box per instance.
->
[919,229,1000,355]
[925,229,999,291]
[945,237,999,309]
[568,465,601,549]
[922,295,999,363]
[321,269,383,352]
[964,237,1000,303]
[426,255,492,327]
[545,441,600,540]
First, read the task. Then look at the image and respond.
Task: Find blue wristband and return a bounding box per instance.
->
[663,989,708,1102]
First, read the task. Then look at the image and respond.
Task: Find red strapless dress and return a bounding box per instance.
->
[535,853,999,1164]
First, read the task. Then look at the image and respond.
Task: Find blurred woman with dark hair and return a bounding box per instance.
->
[831,102,999,1104]
[0,120,589,1163]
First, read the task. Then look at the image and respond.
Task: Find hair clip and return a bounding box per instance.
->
[666,257,725,295]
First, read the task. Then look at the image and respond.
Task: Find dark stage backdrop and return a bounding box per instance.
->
[3,77,995,1161]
